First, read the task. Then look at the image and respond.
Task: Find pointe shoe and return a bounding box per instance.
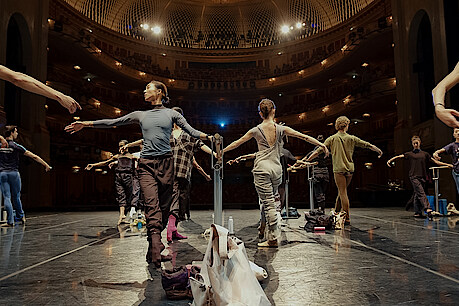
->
[172,231,187,240]
[257,240,278,248]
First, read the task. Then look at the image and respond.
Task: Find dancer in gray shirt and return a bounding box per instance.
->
[65,80,211,267]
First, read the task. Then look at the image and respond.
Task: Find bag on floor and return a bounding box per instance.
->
[190,224,271,306]
[281,207,300,218]
[161,266,192,300]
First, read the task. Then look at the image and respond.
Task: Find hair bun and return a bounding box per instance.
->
[162,96,170,104]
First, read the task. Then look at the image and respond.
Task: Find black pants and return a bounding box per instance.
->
[131,171,144,210]
[313,178,329,208]
[115,172,133,208]
[409,176,430,215]
[137,156,174,264]
[170,177,191,221]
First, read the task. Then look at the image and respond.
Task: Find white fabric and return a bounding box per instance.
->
[191,224,271,306]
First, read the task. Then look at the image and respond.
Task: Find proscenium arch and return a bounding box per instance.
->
[407,9,435,125]
[4,12,33,126]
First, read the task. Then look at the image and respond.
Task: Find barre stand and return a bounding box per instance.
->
[211,134,224,226]
[429,165,450,213]
[288,161,318,214]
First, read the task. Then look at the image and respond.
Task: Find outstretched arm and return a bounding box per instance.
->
[200,144,217,158]
[433,148,446,160]
[430,157,453,168]
[223,130,253,154]
[0,65,81,113]
[387,154,404,167]
[65,111,142,134]
[432,62,459,127]
[120,139,143,153]
[283,127,329,157]
[23,151,51,172]
[193,157,211,181]
[85,156,116,170]
[227,153,256,165]
[368,144,383,158]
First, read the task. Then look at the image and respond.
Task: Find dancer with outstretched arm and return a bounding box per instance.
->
[223,99,328,247]
[65,80,212,267]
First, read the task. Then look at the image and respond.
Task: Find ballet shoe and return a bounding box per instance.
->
[172,231,187,240]
[257,240,278,248]
[1,223,14,227]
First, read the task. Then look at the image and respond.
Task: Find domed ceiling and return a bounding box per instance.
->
[63,0,375,49]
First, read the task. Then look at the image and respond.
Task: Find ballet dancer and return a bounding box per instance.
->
[0,65,81,113]
[432,61,459,127]
[123,106,214,242]
[65,80,211,267]
[302,116,382,225]
[0,126,51,227]
[223,98,328,247]
[433,129,457,192]
[85,140,138,224]
[387,136,449,218]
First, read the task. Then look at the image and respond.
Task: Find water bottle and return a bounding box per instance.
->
[228,216,234,234]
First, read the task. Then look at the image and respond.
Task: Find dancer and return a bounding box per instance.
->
[0,126,51,227]
[65,80,211,267]
[305,135,330,210]
[123,106,214,243]
[223,99,328,247]
[302,116,382,225]
[432,61,459,128]
[0,65,81,113]
[433,129,458,193]
[85,140,138,225]
[387,136,449,218]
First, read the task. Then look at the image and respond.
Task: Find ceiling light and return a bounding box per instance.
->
[296,23,302,29]
[142,24,149,30]
[152,26,161,34]
[73,65,81,70]
[363,113,370,118]
[281,25,290,34]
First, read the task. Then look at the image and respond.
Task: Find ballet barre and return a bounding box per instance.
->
[211,134,224,226]
[429,165,451,213]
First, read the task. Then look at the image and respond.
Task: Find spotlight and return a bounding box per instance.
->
[152,26,161,34]
[281,25,290,34]
[296,23,302,29]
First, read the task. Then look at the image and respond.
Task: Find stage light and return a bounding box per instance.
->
[296,23,302,29]
[220,122,225,128]
[281,25,290,33]
[152,26,161,34]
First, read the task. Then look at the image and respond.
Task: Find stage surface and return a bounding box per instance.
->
[1,208,458,305]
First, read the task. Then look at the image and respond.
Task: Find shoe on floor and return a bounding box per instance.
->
[257,240,278,248]
[1,223,14,227]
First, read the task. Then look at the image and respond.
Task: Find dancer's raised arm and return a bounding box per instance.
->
[223,130,253,153]
[283,126,329,157]
[432,62,459,127]
[0,65,81,113]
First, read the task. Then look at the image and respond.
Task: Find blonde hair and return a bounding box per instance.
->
[335,116,350,131]
[411,136,421,142]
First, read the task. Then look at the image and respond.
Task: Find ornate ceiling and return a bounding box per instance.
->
[62,0,375,48]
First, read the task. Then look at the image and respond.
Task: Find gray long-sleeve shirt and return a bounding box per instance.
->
[92,106,203,158]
